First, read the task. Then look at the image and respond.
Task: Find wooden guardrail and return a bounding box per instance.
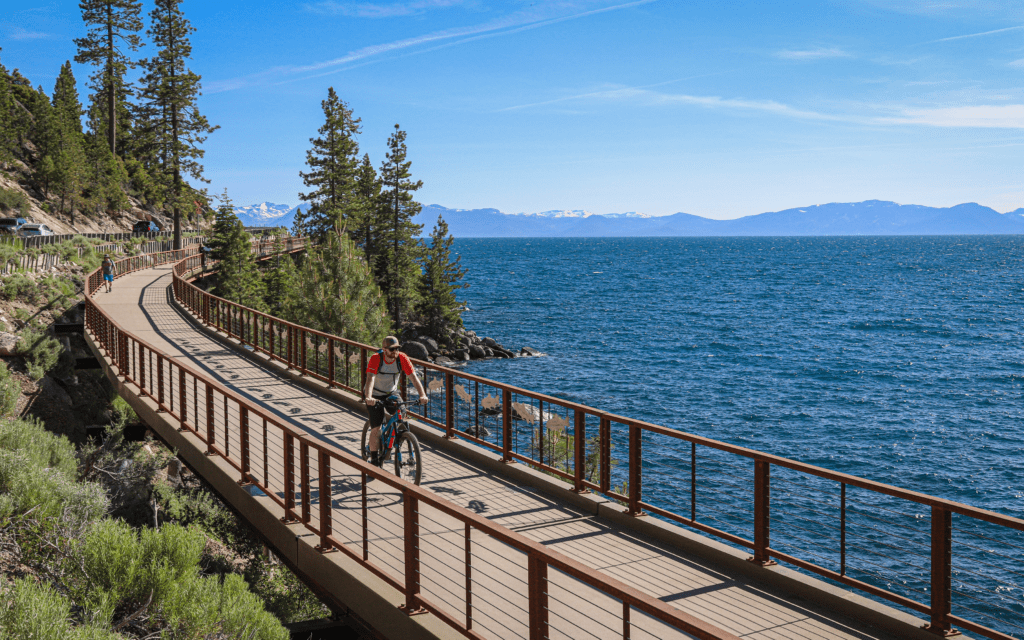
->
[86,243,741,640]
[161,242,1024,639]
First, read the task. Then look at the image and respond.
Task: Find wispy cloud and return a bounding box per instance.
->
[303,0,474,18]
[502,84,844,121]
[7,27,49,40]
[207,1,655,93]
[775,47,851,60]
[1009,58,1024,68]
[919,24,1024,44]
[503,82,1024,130]
[881,104,1024,128]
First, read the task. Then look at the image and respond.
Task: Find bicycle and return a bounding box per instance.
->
[361,396,423,485]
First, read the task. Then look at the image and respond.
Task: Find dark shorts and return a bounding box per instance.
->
[103,274,113,282]
[367,399,387,429]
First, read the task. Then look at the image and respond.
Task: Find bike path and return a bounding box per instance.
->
[93,265,916,640]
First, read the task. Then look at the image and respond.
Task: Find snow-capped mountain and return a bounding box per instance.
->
[512,209,594,218]
[233,202,306,229]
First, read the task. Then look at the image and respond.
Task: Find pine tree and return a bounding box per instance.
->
[73,0,143,156]
[82,139,130,219]
[138,0,217,250]
[349,153,381,264]
[376,124,424,327]
[296,87,362,241]
[292,228,390,345]
[207,189,237,260]
[0,56,16,166]
[263,235,299,318]
[210,194,264,308]
[417,214,467,339]
[44,63,88,220]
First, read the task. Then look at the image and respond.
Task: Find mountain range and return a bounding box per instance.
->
[236,200,1024,237]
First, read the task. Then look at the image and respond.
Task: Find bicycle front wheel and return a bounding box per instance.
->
[393,431,422,485]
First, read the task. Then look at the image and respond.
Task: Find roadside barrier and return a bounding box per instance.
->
[86,243,740,640]
[162,244,1024,640]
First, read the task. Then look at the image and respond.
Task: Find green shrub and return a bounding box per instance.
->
[0,361,19,417]
[0,449,107,523]
[13,307,29,322]
[0,416,75,475]
[1,273,37,301]
[0,578,125,640]
[0,186,28,216]
[19,329,63,379]
[79,520,286,639]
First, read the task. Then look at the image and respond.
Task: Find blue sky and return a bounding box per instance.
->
[5,0,1024,218]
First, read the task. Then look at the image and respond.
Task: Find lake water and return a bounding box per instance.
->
[452,236,1024,633]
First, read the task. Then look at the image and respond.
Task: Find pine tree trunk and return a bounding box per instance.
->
[106,6,116,155]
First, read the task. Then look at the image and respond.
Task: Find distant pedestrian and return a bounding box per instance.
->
[101,254,114,293]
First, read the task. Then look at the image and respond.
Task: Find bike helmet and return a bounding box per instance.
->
[383,394,401,413]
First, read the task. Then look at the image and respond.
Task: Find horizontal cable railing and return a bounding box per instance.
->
[86,241,737,640]
[163,244,1024,640]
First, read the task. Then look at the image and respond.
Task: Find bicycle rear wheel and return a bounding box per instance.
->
[393,431,422,485]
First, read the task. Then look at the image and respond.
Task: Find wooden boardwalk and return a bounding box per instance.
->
[93,265,926,640]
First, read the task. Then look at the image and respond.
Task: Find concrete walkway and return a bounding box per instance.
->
[93,265,924,640]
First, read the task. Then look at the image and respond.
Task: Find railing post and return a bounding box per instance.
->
[138,343,146,392]
[179,369,187,430]
[205,384,215,453]
[316,450,335,553]
[300,442,310,523]
[749,459,776,566]
[283,433,298,523]
[528,552,549,640]
[202,293,209,324]
[327,338,335,387]
[300,329,307,375]
[926,506,956,636]
[360,348,367,391]
[445,371,455,439]
[400,491,427,615]
[600,417,611,493]
[239,406,250,484]
[573,410,585,492]
[156,355,164,410]
[286,326,293,370]
[501,389,512,463]
[627,424,644,516]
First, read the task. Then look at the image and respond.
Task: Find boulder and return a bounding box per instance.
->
[459,335,472,347]
[463,425,490,439]
[0,332,19,356]
[484,347,494,357]
[482,337,498,348]
[401,341,430,361]
[454,349,470,361]
[435,356,456,367]
[520,347,541,357]
[468,344,487,359]
[419,336,439,354]
[493,348,513,359]
[464,330,477,338]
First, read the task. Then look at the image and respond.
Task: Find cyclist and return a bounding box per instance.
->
[101,254,115,293]
[363,336,428,467]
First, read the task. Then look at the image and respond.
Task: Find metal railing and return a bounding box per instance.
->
[164,246,1024,639]
[85,245,739,640]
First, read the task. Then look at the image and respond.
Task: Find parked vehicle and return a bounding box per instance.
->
[0,217,28,235]
[17,224,55,237]
[133,220,160,233]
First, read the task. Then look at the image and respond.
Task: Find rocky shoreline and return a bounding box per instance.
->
[399,322,540,365]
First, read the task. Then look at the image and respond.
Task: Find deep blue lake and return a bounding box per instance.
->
[451,236,1024,632]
